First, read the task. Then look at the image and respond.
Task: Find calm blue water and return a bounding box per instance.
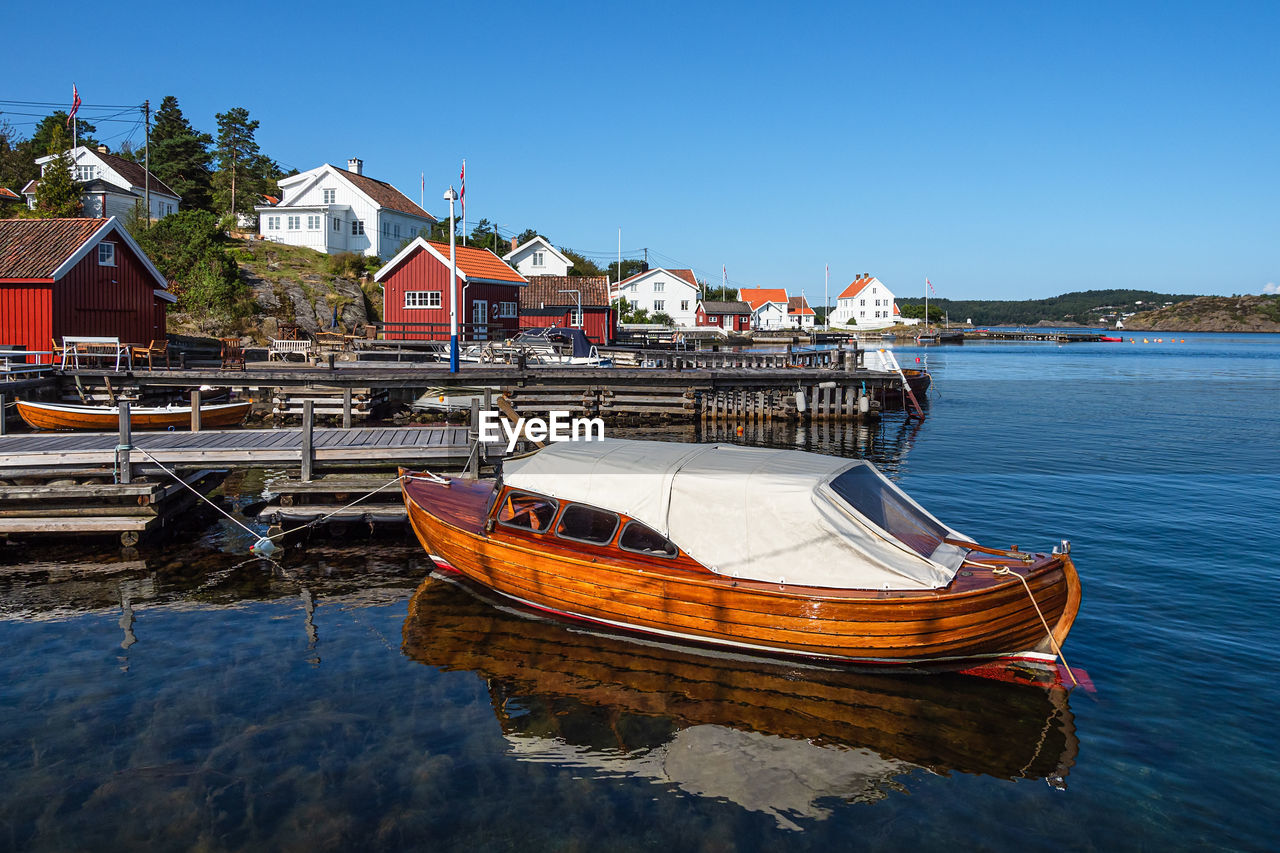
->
[1,333,1277,851]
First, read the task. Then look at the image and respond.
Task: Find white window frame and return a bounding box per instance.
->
[405,291,441,309]
[654,300,665,311]
[499,301,518,318]
[532,250,545,267]
[267,216,280,230]
[75,165,95,182]
[97,242,116,266]
[287,215,301,230]
[680,300,689,311]
[307,215,321,230]
[569,307,583,327]
[322,188,336,204]
[653,281,665,292]
[352,219,364,236]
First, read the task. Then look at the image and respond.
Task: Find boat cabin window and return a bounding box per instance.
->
[618,520,678,558]
[556,504,620,545]
[829,465,950,560]
[497,491,558,532]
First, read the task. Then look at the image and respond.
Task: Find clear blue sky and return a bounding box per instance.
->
[4,0,1276,301]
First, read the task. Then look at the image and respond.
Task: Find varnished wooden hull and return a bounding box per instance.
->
[15,400,252,431]
[402,476,1081,668]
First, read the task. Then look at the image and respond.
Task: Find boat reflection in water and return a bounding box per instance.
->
[401,576,1079,829]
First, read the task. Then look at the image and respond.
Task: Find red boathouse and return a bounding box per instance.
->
[374,237,526,341]
[0,217,175,362]
[519,275,614,345]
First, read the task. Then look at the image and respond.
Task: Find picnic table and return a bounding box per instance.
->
[63,336,132,371]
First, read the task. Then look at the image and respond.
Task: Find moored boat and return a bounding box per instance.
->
[15,399,252,431]
[401,439,1081,672]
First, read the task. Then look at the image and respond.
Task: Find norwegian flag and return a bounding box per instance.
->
[66,84,81,128]
[459,159,465,214]
[926,277,937,295]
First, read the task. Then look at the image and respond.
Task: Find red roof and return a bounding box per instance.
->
[838,276,876,299]
[787,295,815,315]
[424,240,525,284]
[0,218,106,279]
[0,188,21,201]
[738,287,789,310]
[334,166,434,220]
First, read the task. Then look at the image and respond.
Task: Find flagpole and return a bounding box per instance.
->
[444,187,459,373]
[460,159,466,246]
[824,264,829,330]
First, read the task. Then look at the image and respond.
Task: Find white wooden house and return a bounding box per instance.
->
[612,268,701,327]
[502,235,573,277]
[738,287,790,330]
[257,158,436,260]
[829,274,899,329]
[26,145,179,221]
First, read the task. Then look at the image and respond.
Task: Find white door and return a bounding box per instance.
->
[472,300,488,340]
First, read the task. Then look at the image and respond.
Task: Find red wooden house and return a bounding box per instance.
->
[0,217,175,362]
[374,238,526,341]
[695,300,753,332]
[519,275,614,345]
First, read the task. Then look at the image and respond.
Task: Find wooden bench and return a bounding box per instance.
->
[130,339,170,370]
[269,339,314,361]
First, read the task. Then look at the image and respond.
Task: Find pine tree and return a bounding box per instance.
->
[149,96,215,211]
[32,125,82,218]
[213,107,261,216]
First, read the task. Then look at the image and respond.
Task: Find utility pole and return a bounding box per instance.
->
[143,100,150,228]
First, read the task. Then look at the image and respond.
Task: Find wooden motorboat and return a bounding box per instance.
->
[402,439,1082,671]
[15,399,252,431]
[401,576,1079,788]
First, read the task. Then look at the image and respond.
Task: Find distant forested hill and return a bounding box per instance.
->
[897,289,1200,326]
[1125,295,1280,332]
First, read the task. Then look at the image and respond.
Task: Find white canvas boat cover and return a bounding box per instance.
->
[501,439,972,590]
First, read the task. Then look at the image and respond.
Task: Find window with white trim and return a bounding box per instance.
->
[383,222,390,237]
[654,300,665,311]
[322,189,336,204]
[405,291,441,309]
[267,216,280,230]
[307,215,321,230]
[75,165,95,182]
[97,242,116,266]
[569,307,583,326]
[499,301,518,318]
[532,250,544,267]
[287,215,301,230]
[351,219,364,236]
[653,281,665,292]
[680,300,689,311]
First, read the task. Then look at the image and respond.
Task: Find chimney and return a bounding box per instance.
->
[510,237,518,252]
[97,144,109,154]
[347,158,363,175]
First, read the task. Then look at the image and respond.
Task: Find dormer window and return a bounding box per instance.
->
[532,250,545,267]
[97,242,116,266]
[323,189,336,204]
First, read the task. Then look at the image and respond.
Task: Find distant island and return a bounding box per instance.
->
[896,289,1199,328]
[1123,294,1280,332]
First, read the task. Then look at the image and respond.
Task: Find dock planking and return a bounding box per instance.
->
[0,425,480,472]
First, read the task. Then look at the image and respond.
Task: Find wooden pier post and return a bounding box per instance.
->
[301,400,314,483]
[190,389,201,432]
[342,388,353,429]
[0,393,5,436]
[117,401,132,485]
[467,397,481,479]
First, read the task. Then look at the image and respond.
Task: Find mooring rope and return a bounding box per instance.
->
[135,447,451,555]
[989,565,1079,687]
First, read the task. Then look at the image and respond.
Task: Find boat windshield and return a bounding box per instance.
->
[828,465,950,560]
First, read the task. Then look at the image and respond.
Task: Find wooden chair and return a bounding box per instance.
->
[220,337,246,371]
[130,340,170,370]
[50,338,65,367]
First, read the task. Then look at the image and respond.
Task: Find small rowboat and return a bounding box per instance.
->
[402,439,1082,672]
[15,399,252,431]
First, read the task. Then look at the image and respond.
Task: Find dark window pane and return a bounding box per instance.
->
[619,521,678,558]
[829,466,948,559]
[497,492,558,532]
[556,504,619,544]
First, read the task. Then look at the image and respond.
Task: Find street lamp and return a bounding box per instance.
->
[558,289,582,328]
[443,186,459,373]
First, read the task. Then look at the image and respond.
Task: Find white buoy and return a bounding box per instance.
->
[251,537,277,557]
